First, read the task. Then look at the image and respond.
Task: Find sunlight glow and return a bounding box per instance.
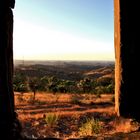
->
[13,19,114,61]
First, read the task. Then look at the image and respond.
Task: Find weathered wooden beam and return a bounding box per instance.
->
[0,0,21,139]
[115,0,140,121]
[1,0,15,9]
[114,0,121,116]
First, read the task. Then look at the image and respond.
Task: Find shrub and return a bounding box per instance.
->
[96,93,101,98]
[71,96,81,105]
[17,94,24,102]
[95,86,104,95]
[79,118,102,137]
[45,113,59,127]
[111,94,115,103]
[27,95,35,104]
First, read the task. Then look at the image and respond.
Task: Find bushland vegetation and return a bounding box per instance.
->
[14,61,139,139]
[13,61,115,100]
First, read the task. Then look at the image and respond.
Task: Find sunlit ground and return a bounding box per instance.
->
[15,92,139,139]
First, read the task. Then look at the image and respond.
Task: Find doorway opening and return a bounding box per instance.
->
[13,0,120,139]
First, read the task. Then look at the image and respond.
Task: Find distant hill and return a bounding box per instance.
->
[84,66,114,79]
[14,60,114,82]
[14,60,114,66]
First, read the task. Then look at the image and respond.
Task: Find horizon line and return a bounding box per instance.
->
[14,59,115,62]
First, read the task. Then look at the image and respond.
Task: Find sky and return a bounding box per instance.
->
[13,0,114,61]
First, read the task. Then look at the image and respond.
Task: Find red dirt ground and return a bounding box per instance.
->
[14,92,139,139]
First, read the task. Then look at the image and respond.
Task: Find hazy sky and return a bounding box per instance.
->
[13,0,114,61]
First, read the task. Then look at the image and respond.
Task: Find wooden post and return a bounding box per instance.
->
[0,0,21,138]
[114,0,140,121]
[114,0,121,116]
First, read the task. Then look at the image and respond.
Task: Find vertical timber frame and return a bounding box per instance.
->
[114,0,121,116]
[114,0,140,120]
[0,0,21,139]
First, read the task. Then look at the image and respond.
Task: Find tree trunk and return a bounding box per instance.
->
[33,91,36,101]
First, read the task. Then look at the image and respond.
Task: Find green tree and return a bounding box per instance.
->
[28,77,41,100]
[13,73,28,93]
[106,83,114,93]
[18,83,28,94]
[40,76,49,91]
[47,76,58,94]
[77,78,92,93]
[97,77,113,87]
[57,80,70,93]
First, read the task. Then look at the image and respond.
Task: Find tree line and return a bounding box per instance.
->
[13,72,114,99]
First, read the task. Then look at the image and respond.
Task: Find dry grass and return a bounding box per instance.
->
[14,92,139,139]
